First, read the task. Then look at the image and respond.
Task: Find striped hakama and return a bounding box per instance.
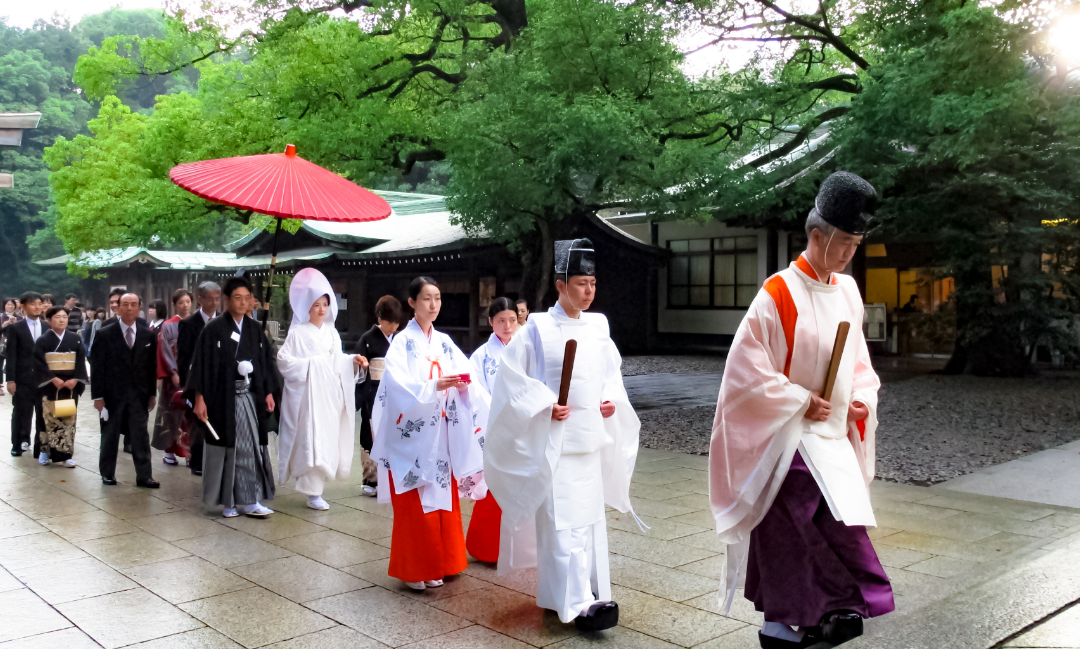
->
[202,379,275,509]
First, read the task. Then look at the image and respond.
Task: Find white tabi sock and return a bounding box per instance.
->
[761,621,805,642]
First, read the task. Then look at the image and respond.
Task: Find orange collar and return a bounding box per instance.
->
[797,254,836,285]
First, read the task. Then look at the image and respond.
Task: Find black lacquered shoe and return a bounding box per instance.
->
[574,601,618,632]
[102,477,117,485]
[136,478,160,489]
[821,610,862,644]
[758,626,823,649]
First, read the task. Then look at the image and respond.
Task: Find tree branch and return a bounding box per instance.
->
[746,105,848,169]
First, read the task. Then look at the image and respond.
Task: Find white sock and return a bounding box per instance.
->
[761,622,804,642]
[165,452,176,460]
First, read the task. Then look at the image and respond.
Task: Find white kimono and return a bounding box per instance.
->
[371,320,488,513]
[709,258,881,609]
[469,333,507,402]
[277,322,359,495]
[484,303,640,623]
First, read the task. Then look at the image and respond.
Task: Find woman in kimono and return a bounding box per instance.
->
[371,276,488,590]
[33,306,87,467]
[353,295,402,497]
[464,297,518,562]
[152,289,193,466]
[277,268,368,511]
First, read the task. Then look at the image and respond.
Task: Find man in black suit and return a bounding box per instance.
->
[91,293,160,488]
[6,292,45,456]
[177,281,221,476]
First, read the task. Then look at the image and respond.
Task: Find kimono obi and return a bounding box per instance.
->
[45,352,77,372]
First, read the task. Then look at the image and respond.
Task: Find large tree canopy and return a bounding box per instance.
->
[47,0,1080,373]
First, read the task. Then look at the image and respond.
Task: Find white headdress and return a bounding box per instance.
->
[289,268,337,326]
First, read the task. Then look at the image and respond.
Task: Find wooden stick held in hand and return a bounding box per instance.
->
[821,321,851,403]
[558,340,578,407]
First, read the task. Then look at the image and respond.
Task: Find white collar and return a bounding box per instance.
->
[200,309,216,322]
[407,318,435,342]
[552,302,587,326]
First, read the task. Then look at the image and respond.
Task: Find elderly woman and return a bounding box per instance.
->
[34,306,87,467]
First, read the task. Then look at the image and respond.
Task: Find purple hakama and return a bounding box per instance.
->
[744,451,895,627]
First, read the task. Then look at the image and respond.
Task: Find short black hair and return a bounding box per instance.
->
[109,288,125,298]
[408,276,438,300]
[223,276,254,297]
[20,291,42,305]
[64,293,77,300]
[515,299,528,307]
[45,306,69,321]
[488,297,516,319]
[375,295,403,322]
[172,288,193,305]
[148,299,168,319]
[41,293,54,302]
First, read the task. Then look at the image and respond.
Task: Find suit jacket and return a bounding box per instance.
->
[177,312,214,386]
[6,319,43,386]
[90,322,158,409]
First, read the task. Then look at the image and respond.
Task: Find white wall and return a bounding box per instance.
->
[655,220,784,337]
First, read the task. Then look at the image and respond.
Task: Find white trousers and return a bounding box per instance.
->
[534,488,611,623]
[295,469,326,497]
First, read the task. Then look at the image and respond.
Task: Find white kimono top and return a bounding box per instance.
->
[276,322,358,485]
[484,303,640,571]
[371,319,488,513]
[469,333,507,402]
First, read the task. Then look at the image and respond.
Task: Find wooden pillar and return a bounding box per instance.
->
[468,256,480,351]
[348,269,367,334]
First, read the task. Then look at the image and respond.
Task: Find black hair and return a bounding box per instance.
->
[148,299,168,320]
[64,293,77,300]
[45,306,69,321]
[41,293,54,303]
[408,276,439,300]
[94,308,106,318]
[2,298,15,309]
[488,297,516,320]
[109,287,125,298]
[172,288,193,305]
[515,299,528,307]
[222,276,254,297]
[375,295,403,322]
[20,291,42,305]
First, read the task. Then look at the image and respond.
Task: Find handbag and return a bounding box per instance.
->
[53,387,77,419]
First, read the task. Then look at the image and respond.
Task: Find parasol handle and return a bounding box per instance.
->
[557,340,577,407]
[261,216,283,333]
[821,321,850,403]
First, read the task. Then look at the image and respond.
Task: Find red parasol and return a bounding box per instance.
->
[170,144,391,329]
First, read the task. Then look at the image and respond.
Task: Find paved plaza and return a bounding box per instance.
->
[1,395,1080,648]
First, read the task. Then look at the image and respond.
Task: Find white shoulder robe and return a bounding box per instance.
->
[469,333,507,404]
[371,319,488,513]
[709,261,881,609]
[277,322,358,485]
[484,304,640,573]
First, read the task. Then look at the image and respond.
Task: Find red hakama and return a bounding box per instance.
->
[465,493,502,562]
[387,471,468,582]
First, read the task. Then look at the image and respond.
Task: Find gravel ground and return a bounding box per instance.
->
[622,355,727,377]
[628,356,1080,485]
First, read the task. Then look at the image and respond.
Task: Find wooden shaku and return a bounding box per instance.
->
[558,340,578,407]
[821,321,850,403]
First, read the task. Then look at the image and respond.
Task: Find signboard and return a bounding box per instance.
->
[864,303,887,342]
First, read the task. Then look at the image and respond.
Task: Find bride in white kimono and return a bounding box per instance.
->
[277,268,368,511]
[371,276,489,590]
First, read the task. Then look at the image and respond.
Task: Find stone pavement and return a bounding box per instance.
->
[2,395,1080,648]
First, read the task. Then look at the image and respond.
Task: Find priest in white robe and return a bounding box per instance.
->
[710,172,894,649]
[485,238,640,632]
[277,268,367,511]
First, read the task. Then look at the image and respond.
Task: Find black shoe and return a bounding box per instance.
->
[191,469,202,477]
[102,477,117,485]
[574,601,618,632]
[123,444,132,454]
[10,448,21,457]
[758,629,823,649]
[136,478,160,489]
[821,611,862,644]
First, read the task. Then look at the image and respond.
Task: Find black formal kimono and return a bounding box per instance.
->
[185,314,279,509]
[178,310,215,473]
[34,330,88,462]
[353,325,393,453]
